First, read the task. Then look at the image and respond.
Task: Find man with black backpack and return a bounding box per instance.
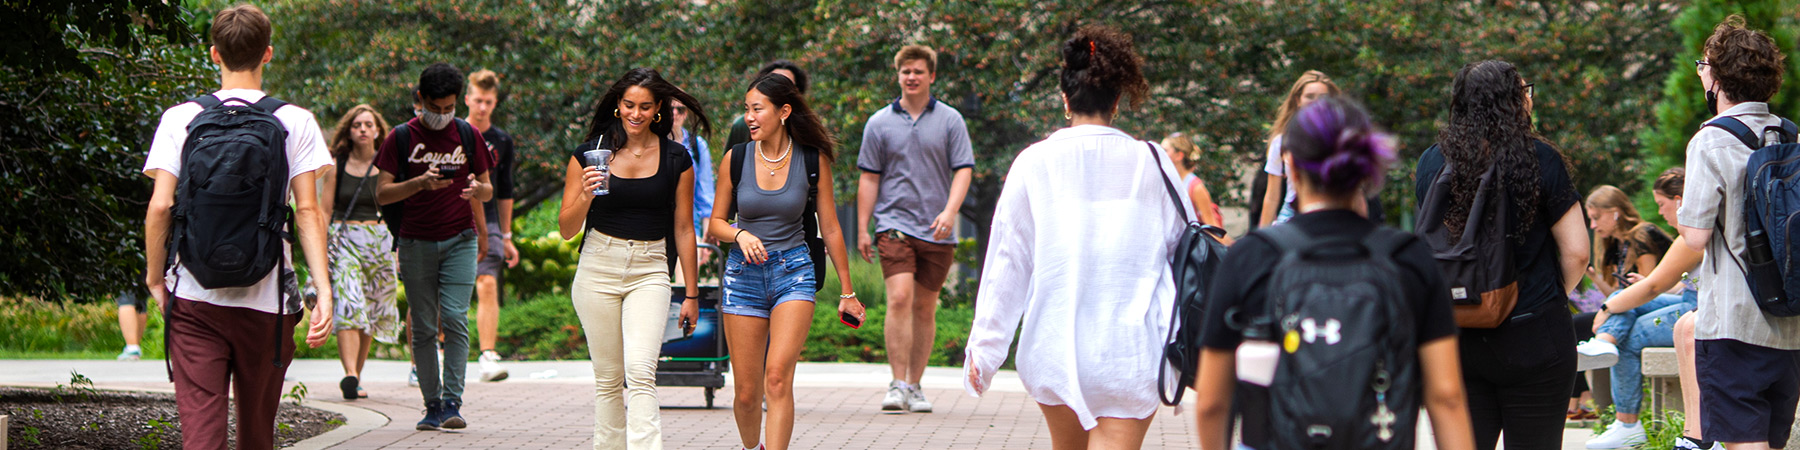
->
[1673,16,1800,450]
[141,5,335,449]
[375,62,494,431]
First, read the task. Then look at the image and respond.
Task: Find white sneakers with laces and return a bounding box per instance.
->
[1576,338,1620,371]
[1586,420,1647,449]
[881,380,909,412]
[907,384,932,413]
[479,350,509,382]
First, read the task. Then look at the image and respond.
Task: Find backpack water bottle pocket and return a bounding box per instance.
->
[1744,230,1792,313]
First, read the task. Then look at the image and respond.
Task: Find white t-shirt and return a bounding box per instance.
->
[142,89,332,314]
[1262,134,1296,205]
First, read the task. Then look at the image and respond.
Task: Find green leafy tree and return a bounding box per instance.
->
[0,2,210,301]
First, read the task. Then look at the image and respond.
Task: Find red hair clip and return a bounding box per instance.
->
[1088,40,1096,56]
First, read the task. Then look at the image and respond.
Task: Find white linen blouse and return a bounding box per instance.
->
[963,125,1192,430]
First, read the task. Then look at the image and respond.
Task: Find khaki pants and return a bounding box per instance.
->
[572,232,671,450]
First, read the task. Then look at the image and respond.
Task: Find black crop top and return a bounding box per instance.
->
[571,137,694,241]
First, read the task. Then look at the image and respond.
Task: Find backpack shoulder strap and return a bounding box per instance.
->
[454,119,477,157]
[1361,227,1414,261]
[250,97,287,114]
[390,123,412,179]
[1145,142,1195,223]
[728,142,748,220]
[189,94,222,109]
[804,145,821,200]
[1772,118,1799,145]
[1704,116,1762,150]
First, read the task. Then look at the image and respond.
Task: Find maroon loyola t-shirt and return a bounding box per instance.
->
[375,117,493,241]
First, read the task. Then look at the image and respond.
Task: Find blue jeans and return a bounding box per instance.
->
[720,247,815,318]
[398,229,478,405]
[1604,290,1698,415]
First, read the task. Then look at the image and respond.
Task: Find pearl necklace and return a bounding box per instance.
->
[758,137,792,176]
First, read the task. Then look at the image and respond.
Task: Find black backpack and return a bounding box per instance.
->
[383,119,477,250]
[728,141,826,291]
[1146,143,1230,406]
[169,95,293,290]
[1706,116,1800,315]
[1414,154,1520,328]
[1253,225,1420,450]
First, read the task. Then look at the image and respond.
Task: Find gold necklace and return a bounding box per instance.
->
[757,137,793,176]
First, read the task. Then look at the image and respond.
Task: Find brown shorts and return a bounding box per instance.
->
[876,231,955,288]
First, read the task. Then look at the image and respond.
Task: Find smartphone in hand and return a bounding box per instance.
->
[437,164,463,180]
[840,311,862,329]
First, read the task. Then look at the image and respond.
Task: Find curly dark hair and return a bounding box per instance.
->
[583,68,711,149]
[1705,15,1786,104]
[1060,25,1147,116]
[417,63,463,101]
[1438,60,1544,240]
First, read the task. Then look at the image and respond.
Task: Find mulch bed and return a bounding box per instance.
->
[0,386,342,449]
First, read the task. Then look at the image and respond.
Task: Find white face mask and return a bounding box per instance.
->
[420,108,454,130]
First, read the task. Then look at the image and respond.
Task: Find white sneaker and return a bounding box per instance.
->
[880,380,909,412]
[479,351,509,382]
[1576,338,1620,371]
[408,367,420,387]
[1586,421,1647,449]
[906,384,932,413]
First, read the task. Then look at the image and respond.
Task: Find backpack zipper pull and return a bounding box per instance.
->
[1370,360,1396,442]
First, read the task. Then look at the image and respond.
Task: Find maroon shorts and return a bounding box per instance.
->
[876,230,955,289]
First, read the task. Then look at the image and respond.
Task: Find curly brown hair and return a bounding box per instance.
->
[1705,15,1786,103]
[1060,25,1147,116]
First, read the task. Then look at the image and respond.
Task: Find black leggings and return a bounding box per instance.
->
[1460,304,1578,450]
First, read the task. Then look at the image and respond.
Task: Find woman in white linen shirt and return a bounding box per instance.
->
[963,25,1188,449]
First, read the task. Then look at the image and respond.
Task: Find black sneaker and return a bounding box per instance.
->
[440,399,466,429]
[416,400,444,430]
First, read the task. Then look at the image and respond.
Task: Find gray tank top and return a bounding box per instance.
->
[737,143,808,252]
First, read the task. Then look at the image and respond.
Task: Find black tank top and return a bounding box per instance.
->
[573,137,694,241]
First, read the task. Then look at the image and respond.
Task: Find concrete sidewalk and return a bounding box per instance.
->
[0,359,1594,449]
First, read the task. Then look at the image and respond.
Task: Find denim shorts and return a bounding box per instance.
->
[721,246,816,318]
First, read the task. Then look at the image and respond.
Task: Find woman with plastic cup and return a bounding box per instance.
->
[557,67,708,449]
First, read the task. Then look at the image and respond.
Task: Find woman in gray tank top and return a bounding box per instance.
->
[708,74,864,450]
[318,104,402,401]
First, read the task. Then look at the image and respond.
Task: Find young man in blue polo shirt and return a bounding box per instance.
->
[856,44,975,414]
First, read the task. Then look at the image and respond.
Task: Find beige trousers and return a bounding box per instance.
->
[572,232,671,450]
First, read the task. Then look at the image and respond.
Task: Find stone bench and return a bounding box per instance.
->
[1641,347,1681,415]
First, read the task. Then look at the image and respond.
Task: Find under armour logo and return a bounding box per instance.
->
[1300,318,1341,345]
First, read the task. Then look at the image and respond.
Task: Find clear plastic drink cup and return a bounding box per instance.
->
[582,149,612,195]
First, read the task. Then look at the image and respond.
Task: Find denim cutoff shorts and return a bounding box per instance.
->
[721,246,816,318]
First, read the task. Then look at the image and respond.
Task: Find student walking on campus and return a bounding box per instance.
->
[375,62,495,431]
[556,68,707,450]
[1581,169,1704,449]
[1193,96,1474,450]
[141,5,336,448]
[1674,16,1800,450]
[711,73,865,450]
[670,97,717,283]
[1161,132,1226,231]
[855,44,976,414]
[963,25,1181,449]
[725,60,808,152]
[1414,59,1589,450]
[1255,70,1339,228]
[319,104,401,400]
[465,69,519,383]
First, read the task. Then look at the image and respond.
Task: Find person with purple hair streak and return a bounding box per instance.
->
[1194,96,1475,450]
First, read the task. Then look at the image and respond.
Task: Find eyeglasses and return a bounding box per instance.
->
[1695,59,1710,70]
[1522,83,1534,99]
